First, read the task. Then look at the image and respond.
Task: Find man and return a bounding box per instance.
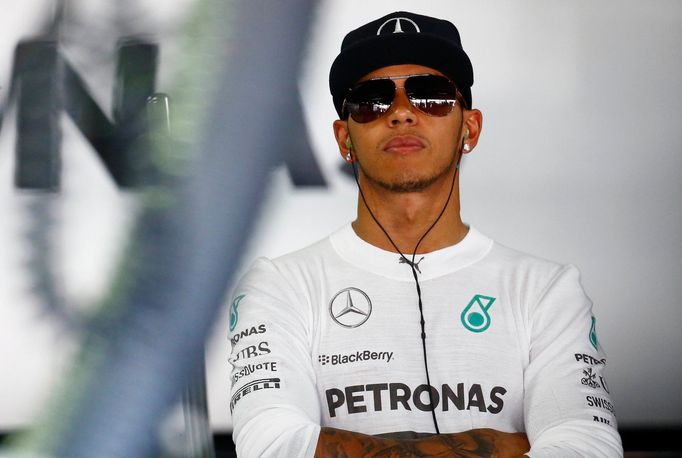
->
[228,11,622,457]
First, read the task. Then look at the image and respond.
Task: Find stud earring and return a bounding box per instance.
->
[346,152,353,162]
[463,144,471,152]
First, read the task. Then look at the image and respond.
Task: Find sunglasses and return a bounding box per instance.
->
[341,73,461,123]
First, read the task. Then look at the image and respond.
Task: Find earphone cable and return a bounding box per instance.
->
[349,141,463,435]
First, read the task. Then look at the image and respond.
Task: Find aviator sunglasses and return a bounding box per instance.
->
[341,73,462,123]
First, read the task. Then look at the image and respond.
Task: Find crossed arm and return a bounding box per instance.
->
[315,427,530,458]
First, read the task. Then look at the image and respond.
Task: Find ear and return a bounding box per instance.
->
[333,119,351,160]
[461,108,483,154]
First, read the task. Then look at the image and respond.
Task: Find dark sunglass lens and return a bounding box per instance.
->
[405,75,457,116]
[345,79,395,123]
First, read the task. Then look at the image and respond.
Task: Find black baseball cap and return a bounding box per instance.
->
[329,11,474,117]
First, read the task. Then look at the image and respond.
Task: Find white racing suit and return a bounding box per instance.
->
[228,225,623,457]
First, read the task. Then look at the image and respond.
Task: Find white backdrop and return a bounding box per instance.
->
[1,0,680,432]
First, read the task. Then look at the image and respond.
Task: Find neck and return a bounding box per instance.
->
[351,168,468,254]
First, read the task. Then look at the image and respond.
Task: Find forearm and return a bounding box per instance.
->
[315,427,529,458]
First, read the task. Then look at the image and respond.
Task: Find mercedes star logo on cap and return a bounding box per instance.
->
[377,17,420,35]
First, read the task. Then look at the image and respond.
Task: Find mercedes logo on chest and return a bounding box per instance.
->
[329,287,372,328]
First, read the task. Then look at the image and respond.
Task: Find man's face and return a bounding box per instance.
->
[334,64,468,193]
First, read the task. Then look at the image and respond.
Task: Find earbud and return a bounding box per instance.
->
[344,138,354,162]
[462,129,471,152]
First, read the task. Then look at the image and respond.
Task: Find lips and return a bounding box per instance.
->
[383,135,425,154]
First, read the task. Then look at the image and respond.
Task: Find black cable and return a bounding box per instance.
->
[349,132,464,435]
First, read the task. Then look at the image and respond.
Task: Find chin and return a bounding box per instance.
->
[361,160,455,193]
[377,175,435,193]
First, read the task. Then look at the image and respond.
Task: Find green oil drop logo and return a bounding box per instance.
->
[589,315,599,350]
[461,294,496,333]
[230,294,246,332]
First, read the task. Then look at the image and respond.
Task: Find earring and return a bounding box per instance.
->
[346,152,353,162]
[463,143,471,152]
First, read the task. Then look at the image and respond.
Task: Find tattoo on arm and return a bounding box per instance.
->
[315,427,529,458]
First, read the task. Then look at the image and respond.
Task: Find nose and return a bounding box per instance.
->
[386,87,417,126]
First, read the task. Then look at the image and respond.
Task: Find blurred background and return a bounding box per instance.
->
[1,0,680,455]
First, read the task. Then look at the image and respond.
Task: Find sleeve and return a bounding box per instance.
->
[524,265,623,458]
[228,258,321,458]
